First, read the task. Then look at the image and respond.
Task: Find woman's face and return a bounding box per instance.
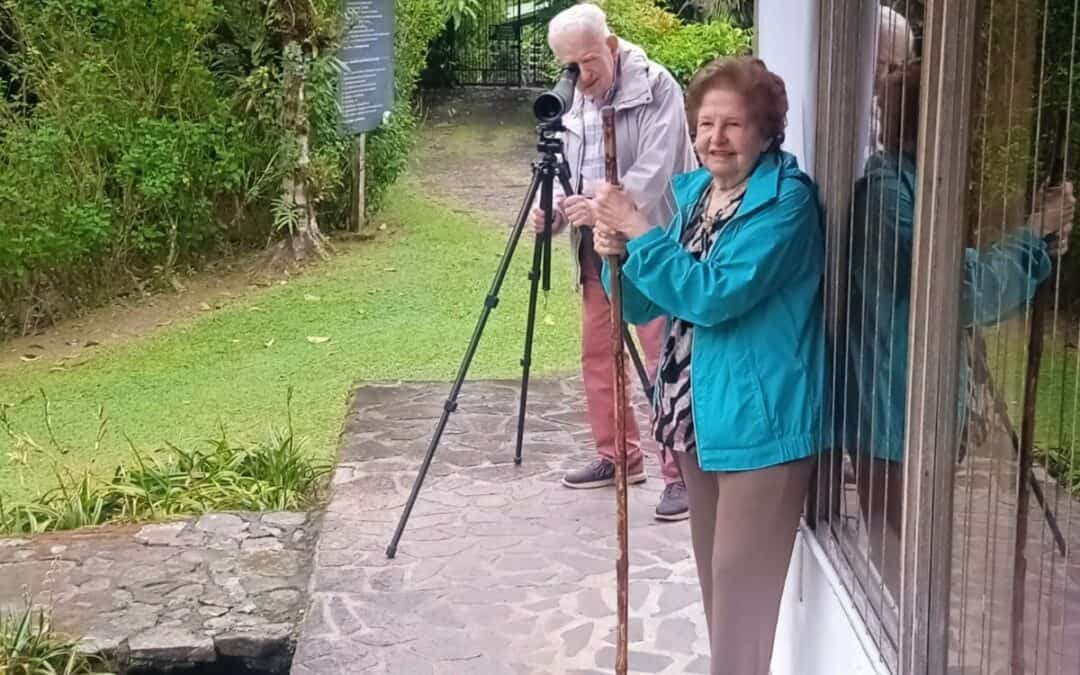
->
[694,87,768,188]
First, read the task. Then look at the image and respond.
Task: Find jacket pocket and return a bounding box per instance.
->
[693,348,771,450]
[755,354,816,438]
[737,352,774,436]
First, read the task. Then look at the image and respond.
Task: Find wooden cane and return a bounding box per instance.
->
[601,105,629,675]
[1010,109,1068,674]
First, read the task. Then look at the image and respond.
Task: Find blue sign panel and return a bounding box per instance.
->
[339,0,394,134]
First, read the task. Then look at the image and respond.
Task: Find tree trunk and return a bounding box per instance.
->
[967,0,1037,243]
[277,39,329,264]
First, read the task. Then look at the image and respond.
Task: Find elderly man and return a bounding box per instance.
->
[531,3,698,521]
[872,7,914,148]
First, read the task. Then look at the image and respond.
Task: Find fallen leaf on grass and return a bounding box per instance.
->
[382,267,397,272]
[306,336,331,344]
[265,338,275,348]
[199,302,212,311]
[543,315,556,327]
[304,294,321,302]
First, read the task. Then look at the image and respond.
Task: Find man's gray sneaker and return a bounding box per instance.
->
[562,458,647,489]
[655,481,689,521]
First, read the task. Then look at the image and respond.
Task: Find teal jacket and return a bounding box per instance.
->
[840,151,1052,462]
[603,151,826,472]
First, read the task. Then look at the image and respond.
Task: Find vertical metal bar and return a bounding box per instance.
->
[1055,6,1080,669]
[1011,3,1056,668]
[900,1,979,672]
[981,1,1032,665]
[962,8,998,664]
[806,0,836,533]
[812,0,859,535]
[517,0,523,86]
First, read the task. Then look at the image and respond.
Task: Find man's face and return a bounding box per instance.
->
[550,30,618,101]
[876,17,911,86]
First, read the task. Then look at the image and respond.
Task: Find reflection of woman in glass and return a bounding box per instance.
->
[842,62,1075,595]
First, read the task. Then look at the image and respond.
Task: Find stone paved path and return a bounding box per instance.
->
[0,511,317,673]
[291,378,709,674]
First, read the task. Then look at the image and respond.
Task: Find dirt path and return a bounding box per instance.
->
[1,88,546,372]
[0,256,268,373]
[412,87,543,227]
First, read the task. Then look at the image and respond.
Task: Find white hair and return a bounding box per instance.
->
[548,3,611,48]
[878,6,915,58]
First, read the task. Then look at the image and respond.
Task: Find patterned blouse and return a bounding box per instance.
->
[652,183,747,455]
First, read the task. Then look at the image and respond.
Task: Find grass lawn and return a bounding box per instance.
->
[983,322,1080,492]
[0,177,582,500]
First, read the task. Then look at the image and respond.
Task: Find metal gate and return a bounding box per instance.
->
[449,0,573,87]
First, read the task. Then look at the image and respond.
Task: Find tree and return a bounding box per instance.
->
[264,0,341,264]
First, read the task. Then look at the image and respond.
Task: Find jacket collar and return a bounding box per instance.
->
[672,150,795,224]
[609,39,653,110]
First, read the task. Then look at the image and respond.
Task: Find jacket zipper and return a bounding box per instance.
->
[680,187,746,463]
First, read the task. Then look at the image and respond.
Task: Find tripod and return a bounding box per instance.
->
[385,120,654,559]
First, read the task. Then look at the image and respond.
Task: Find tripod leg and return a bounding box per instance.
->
[623,324,654,403]
[386,168,543,559]
[515,170,554,465]
[1027,470,1067,555]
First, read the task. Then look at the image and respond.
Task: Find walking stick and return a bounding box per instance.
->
[601,105,630,675]
[1009,109,1067,674]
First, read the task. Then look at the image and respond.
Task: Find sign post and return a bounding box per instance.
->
[339,0,394,232]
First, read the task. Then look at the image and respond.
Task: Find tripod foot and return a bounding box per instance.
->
[385,544,398,559]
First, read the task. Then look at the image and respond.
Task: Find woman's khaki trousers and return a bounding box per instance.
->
[675,452,813,675]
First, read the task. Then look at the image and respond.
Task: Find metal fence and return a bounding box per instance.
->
[445,0,573,87]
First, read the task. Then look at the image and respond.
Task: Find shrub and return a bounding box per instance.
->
[651,17,751,85]
[598,0,681,49]
[0,604,113,675]
[0,390,332,535]
[507,0,752,90]
[0,0,448,336]
[364,0,452,214]
[0,0,271,336]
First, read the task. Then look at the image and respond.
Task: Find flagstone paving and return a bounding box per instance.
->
[290,378,710,674]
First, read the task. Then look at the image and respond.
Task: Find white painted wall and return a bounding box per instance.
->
[771,528,889,675]
[754,0,819,177]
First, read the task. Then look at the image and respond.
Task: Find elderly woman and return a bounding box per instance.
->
[593,57,824,675]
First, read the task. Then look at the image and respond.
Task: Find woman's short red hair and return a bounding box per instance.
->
[685,56,789,151]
